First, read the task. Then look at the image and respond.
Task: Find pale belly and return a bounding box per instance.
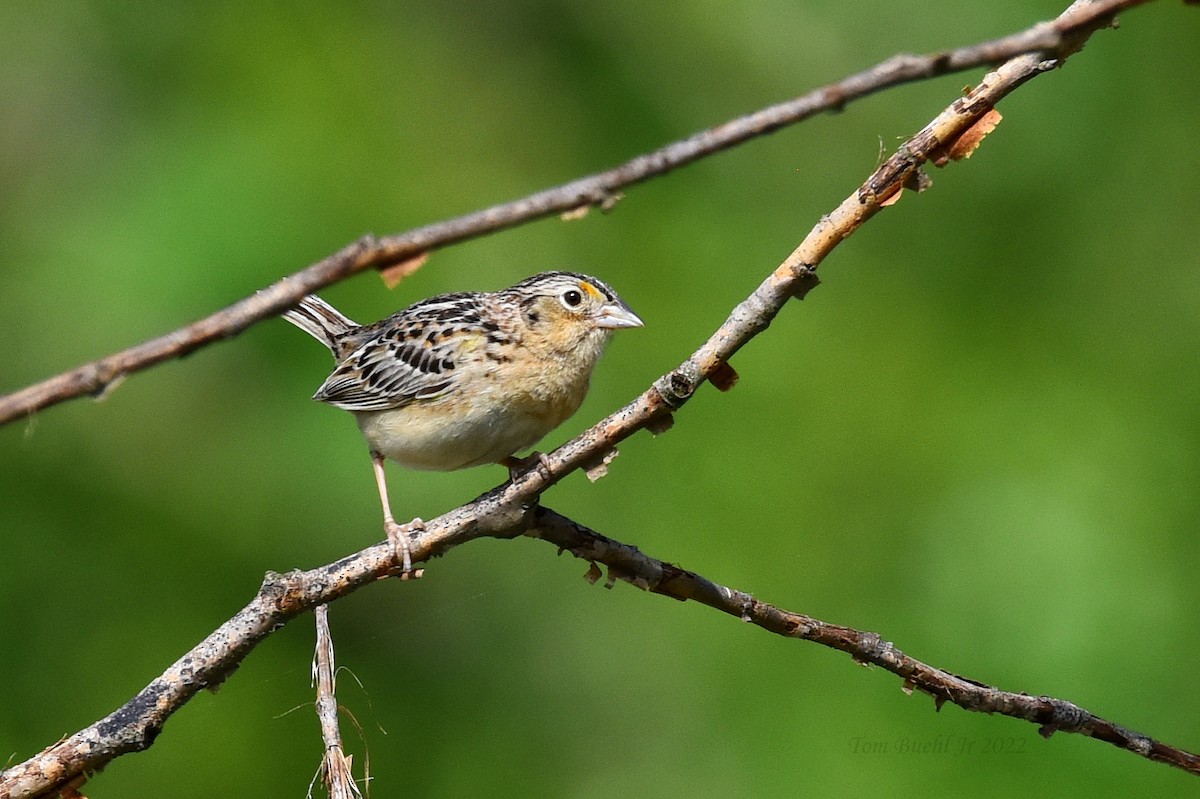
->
[353,392,580,471]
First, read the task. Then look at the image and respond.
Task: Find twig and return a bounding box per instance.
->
[527,507,1200,775]
[311,605,363,799]
[0,2,1181,796]
[0,0,1152,426]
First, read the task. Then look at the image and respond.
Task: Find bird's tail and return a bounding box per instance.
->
[283,295,359,355]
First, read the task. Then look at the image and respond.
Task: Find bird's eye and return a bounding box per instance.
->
[561,289,583,308]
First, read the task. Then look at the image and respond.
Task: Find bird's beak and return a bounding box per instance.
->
[595,301,644,330]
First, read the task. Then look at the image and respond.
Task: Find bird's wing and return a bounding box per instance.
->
[310,299,483,412]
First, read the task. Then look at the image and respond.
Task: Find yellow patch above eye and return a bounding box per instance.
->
[580,281,604,300]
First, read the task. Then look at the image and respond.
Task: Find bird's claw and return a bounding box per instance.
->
[385,518,425,580]
[501,452,552,483]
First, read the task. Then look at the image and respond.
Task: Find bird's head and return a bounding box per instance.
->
[504,271,643,352]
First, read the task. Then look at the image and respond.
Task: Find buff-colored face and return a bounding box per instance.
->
[508,272,643,351]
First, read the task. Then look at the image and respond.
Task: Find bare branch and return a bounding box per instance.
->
[0,0,1152,426]
[7,491,1199,799]
[311,606,364,799]
[528,507,1200,776]
[0,545,396,799]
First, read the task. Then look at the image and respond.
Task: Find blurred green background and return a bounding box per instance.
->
[2,1,1198,796]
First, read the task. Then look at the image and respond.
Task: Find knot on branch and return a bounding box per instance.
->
[851,631,901,667]
[259,569,309,614]
[350,232,380,257]
[566,187,624,216]
[84,361,126,400]
[1037,698,1092,738]
[475,493,539,539]
[789,263,821,300]
[653,364,700,409]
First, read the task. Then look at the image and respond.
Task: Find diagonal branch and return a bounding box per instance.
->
[0,0,1154,426]
[0,4,1180,794]
[529,507,1200,776]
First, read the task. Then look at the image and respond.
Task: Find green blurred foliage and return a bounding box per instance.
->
[2,1,1199,796]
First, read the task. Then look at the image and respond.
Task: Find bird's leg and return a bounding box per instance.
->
[371,451,423,580]
[500,452,553,483]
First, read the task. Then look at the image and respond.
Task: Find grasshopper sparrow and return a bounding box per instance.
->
[284,271,643,574]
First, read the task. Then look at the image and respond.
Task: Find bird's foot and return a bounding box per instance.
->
[385,517,425,580]
[501,452,552,483]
